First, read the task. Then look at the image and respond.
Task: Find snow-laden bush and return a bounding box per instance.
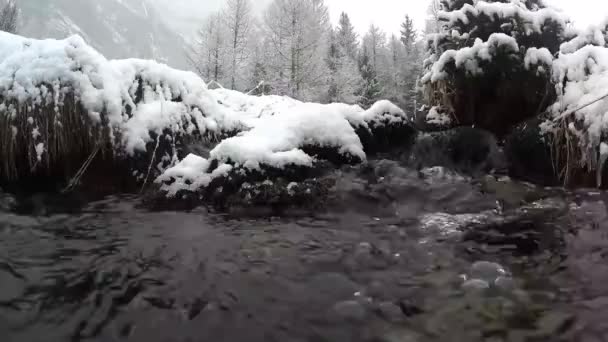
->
[542,18,608,186]
[420,0,568,135]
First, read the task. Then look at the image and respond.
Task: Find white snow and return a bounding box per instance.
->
[524,47,554,71]
[156,154,233,197]
[426,106,452,126]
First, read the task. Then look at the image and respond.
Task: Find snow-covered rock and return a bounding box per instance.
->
[156,93,414,199]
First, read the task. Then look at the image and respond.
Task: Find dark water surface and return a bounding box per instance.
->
[1,161,608,342]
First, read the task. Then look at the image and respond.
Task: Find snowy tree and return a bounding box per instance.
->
[325,28,361,103]
[0,0,18,34]
[188,12,228,85]
[400,15,417,53]
[424,0,442,35]
[223,0,254,91]
[362,24,386,73]
[248,36,273,95]
[357,46,382,108]
[263,0,331,101]
[419,0,568,135]
[336,12,358,60]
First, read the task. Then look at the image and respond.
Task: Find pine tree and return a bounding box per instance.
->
[400,15,416,53]
[420,0,568,135]
[336,12,358,60]
[325,28,361,103]
[358,47,382,109]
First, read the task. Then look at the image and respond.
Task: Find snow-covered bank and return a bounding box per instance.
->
[0,32,414,199]
[156,90,414,198]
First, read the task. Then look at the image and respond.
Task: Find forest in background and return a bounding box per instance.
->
[186,0,440,113]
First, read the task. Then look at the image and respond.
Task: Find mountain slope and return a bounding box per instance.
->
[18,0,188,69]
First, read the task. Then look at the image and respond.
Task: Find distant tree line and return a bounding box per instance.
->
[187,0,437,111]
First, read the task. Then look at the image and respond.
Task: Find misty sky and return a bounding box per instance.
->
[194,0,608,36]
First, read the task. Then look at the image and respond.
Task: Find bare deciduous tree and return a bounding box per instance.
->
[223,0,253,90]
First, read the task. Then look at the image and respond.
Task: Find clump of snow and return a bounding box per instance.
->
[210,102,366,170]
[426,106,452,126]
[157,154,233,197]
[524,47,554,72]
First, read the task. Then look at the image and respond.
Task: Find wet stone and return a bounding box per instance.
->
[470,261,508,282]
[331,300,367,322]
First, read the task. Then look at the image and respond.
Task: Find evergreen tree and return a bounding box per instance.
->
[420,0,568,135]
[400,15,416,53]
[336,12,358,60]
[357,47,382,108]
[325,28,361,103]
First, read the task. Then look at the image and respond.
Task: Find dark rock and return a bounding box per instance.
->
[398,300,424,317]
[410,127,506,175]
[504,118,558,186]
[331,300,367,322]
[376,302,405,322]
[355,120,418,155]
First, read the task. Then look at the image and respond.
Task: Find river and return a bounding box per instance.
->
[1,159,607,342]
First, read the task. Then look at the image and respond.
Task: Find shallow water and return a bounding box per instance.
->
[1,161,608,342]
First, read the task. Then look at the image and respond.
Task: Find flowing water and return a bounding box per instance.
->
[1,159,608,342]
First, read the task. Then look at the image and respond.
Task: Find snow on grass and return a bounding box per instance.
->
[0,31,241,158]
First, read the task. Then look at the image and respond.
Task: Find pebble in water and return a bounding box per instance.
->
[461,261,515,293]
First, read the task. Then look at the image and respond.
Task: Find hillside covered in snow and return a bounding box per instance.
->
[18,0,188,69]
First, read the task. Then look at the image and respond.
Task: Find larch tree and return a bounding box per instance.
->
[263,0,331,101]
[223,0,254,91]
[188,12,228,86]
[0,0,18,34]
[362,24,386,73]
